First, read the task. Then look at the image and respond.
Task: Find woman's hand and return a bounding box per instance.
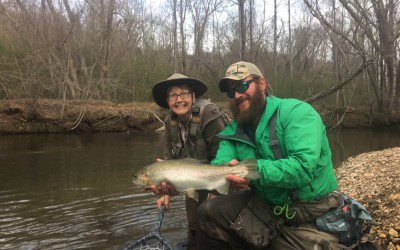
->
[157,195,170,209]
[150,181,179,196]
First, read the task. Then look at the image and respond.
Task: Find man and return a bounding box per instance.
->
[196,61,340,249]
[150,73,227,246]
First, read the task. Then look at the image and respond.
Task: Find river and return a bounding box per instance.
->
[0,128,400,249]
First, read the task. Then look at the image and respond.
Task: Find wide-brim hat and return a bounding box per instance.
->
[219,61,263,92]
[152,73,208,108]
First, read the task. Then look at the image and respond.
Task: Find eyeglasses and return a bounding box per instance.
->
[226,79,256,98]
[168,91,191,101]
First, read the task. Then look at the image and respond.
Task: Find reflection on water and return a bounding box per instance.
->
[327,127,400,167]
[0,128,400,249]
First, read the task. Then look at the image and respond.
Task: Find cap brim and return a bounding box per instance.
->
[218,74,250,92]
[152,78,207,108]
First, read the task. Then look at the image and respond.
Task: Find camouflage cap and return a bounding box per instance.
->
[219,61,263,92]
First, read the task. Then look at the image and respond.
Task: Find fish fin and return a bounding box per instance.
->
[215,181,230,195]
[241,159,260,179]
[186,189,199,202]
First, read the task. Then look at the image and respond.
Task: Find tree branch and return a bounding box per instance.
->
[305,61,373,103]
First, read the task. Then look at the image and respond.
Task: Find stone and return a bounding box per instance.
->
[389,228,399,238]
[379,232,387,239]
[335,147,400,249]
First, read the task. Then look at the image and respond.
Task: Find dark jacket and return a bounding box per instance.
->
[163,99,227,163]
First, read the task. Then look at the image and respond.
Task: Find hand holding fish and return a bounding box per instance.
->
[150,182,179,196]
[226,159,251,190]
[226,174,251,190]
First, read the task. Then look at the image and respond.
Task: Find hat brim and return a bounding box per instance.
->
[152,78,208,108]
[218,74,250,92]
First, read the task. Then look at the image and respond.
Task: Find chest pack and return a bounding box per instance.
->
[268,109,374,249]
[170,99,229,159]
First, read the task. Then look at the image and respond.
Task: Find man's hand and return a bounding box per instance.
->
[226,159,251,190]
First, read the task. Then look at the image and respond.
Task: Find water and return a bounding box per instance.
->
[0,128,400,249]
[0,133,187,249]
[327,127,400,167]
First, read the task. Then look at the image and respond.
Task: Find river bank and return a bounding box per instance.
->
[336,147,400,250]
[1,99,400,135]
[0,99,399,249]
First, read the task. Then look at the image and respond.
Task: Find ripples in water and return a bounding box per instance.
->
[0,188,187,249]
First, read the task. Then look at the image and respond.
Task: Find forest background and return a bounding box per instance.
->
[0,0,400,133]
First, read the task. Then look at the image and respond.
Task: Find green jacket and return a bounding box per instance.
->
[211,96,338,206]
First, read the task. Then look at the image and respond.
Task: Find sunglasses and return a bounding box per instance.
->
[226,79,256,98]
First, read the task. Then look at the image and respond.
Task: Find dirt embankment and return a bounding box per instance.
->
[0,99,168,134]
[1,99,400,135]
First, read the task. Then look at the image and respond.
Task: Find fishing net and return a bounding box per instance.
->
[124,236,174,250]
[124,205,175,250]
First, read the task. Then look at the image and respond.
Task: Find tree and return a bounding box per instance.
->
[303,0,400,113]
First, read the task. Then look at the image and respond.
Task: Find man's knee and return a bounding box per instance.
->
[196,199,212,223]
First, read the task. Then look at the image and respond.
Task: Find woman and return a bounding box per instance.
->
[151,73,227,246]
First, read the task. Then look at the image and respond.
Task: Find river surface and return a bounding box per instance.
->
[1,128,400,249]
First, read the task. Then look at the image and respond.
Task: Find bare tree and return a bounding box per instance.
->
[288,0,293,77]
[173,0,178,72]
[190,0,222,74]
[179,0,189,73]
[239,0,246,60]
[304,0,400,113]
[273,0,278,76]
[0,0,398,113]
[249,0,254,61]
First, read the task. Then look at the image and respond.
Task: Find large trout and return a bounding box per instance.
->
[132,158,259,195]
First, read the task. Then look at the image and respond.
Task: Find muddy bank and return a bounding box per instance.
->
[1,99,400,135]
[0,99,167,134]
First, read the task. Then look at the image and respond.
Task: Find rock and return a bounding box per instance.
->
[389,193,400,201]
[389,229,399,238]
[379,233,387,239]
[336,147,400,249]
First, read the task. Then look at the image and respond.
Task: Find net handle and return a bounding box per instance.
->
[123,204,175,250]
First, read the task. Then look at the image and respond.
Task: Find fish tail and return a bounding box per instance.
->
[241,159,260,179]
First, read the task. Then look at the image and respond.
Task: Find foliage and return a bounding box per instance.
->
[0,0,398,114]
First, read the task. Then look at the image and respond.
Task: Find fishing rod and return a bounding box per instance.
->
[123,204,175,250]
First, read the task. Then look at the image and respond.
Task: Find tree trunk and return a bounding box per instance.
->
[173,0,178,72]
[238,0,246,60]
[273,0,277,76]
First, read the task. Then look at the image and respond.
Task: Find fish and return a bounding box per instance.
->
[132,158,260,196]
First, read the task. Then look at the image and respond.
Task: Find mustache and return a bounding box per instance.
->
[233,95,248,105]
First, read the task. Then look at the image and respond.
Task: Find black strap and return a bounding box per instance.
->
[268,108,300,202]
[268,109,283,160]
